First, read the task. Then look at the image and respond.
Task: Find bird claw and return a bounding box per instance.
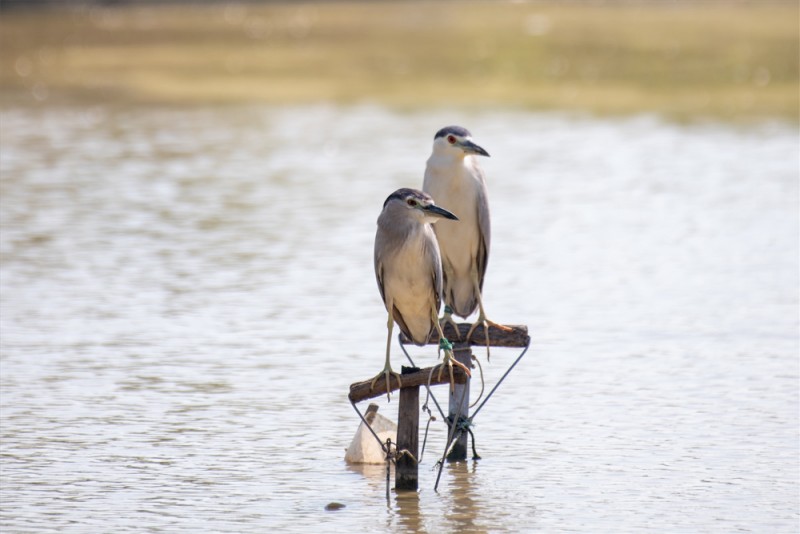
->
[466,318,512,362]
[436,353,472,392]
[370,368,403,400]
[438,314,461,342]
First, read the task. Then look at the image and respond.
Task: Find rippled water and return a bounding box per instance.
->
[1,104,798,533]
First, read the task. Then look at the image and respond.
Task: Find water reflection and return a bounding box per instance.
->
[345,462,390,497]
[394,489,423,532]
[442,462,489,534]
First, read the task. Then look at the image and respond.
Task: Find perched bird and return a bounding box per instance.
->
[372,188,470,397]
[423,126,510,358]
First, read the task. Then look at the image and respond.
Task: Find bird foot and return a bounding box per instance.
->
[436,352,472,392]
[466,318,512,362]
[438,311,462,342]
[370,367,403,400]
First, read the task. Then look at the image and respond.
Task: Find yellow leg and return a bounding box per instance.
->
[439,263,461,342]
[439,305,462,342]
[465,271,512,362]
[432,308,471,392]
[370,310,403,399]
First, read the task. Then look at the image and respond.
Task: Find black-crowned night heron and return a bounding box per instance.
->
[423,126,511,358]
[372,188,471,398]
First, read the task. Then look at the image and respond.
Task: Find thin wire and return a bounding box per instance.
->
[385,440,391,502]
[468,427,482,460]
[399,337,447,421]
[433,334,530,490]
[398,334,417,367]
[351,400,428,501]
[470,336,531,422]
[434,377,469,492]
[349,400,392,456]
[418,402,435,463]
[469,354,485,409]
[393,331,532,491]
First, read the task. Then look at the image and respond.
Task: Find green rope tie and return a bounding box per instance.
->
[444,305,453,315]
[439,337,453,351]
[450,415,473,432]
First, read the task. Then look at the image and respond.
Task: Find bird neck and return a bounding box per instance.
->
[427,151,466,168]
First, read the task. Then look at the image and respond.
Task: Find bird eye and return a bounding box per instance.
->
[406,199,417,207]
[447,135,456,144]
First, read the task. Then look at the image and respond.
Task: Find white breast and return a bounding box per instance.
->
[380,225,437,344]
[423,155,484,316]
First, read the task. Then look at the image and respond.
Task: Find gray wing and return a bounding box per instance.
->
[425,230,444,315]
[475,169,491,293]
[374,231,387,306]
[374,228,414,341]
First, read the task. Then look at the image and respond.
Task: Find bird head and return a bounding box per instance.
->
[384,188,459,224]
[432,126,490,158]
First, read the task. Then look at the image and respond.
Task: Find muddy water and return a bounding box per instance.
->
[1,105,797,532]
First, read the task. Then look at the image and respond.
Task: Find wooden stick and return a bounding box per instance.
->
[349,365,468,403]
[446,343,472,462]
[395,366,420,491]
[400,323,530,348]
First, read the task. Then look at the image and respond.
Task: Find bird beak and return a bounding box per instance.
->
[423,204,459,221]
[459,139,490,157]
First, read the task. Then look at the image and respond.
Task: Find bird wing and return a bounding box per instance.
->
[375,239,414,342]
[427,231,444,315]
[476,169,491,293]
[374,246,387,306]
[392,304,413,343]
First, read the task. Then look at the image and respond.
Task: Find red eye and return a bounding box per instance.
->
[447,135,456,144]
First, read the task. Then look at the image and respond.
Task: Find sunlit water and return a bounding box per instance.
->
[1,104,797,533]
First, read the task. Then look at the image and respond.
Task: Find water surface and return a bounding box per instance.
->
[1,105,798,532]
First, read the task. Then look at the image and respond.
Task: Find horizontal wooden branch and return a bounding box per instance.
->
[349,365,468,403]
[400,323,530,348]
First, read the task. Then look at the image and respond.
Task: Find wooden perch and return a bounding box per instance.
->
[349,365,468,403]
[400,323,530,348]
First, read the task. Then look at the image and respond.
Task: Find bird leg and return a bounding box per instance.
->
[370,312,402,399]
[433,308,471,392]
[439,304,462,342]
[438,262,462,342]
[465,271,512,362]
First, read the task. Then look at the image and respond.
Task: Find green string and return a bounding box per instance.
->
[439,337,453,351]
[451,414,473,432]
[444,305,453,315]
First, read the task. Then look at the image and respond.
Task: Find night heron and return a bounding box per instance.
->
[423,126,511,358]
[372,188,471,398]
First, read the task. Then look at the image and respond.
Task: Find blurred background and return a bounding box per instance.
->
[1,2,798,533]
[1,0,798,120]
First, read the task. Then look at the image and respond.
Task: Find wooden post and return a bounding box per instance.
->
[345,323,529,493]
[395,366,420,491]
[446,343,472,462]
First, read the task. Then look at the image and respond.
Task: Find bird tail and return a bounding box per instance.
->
[447,280,478,319]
